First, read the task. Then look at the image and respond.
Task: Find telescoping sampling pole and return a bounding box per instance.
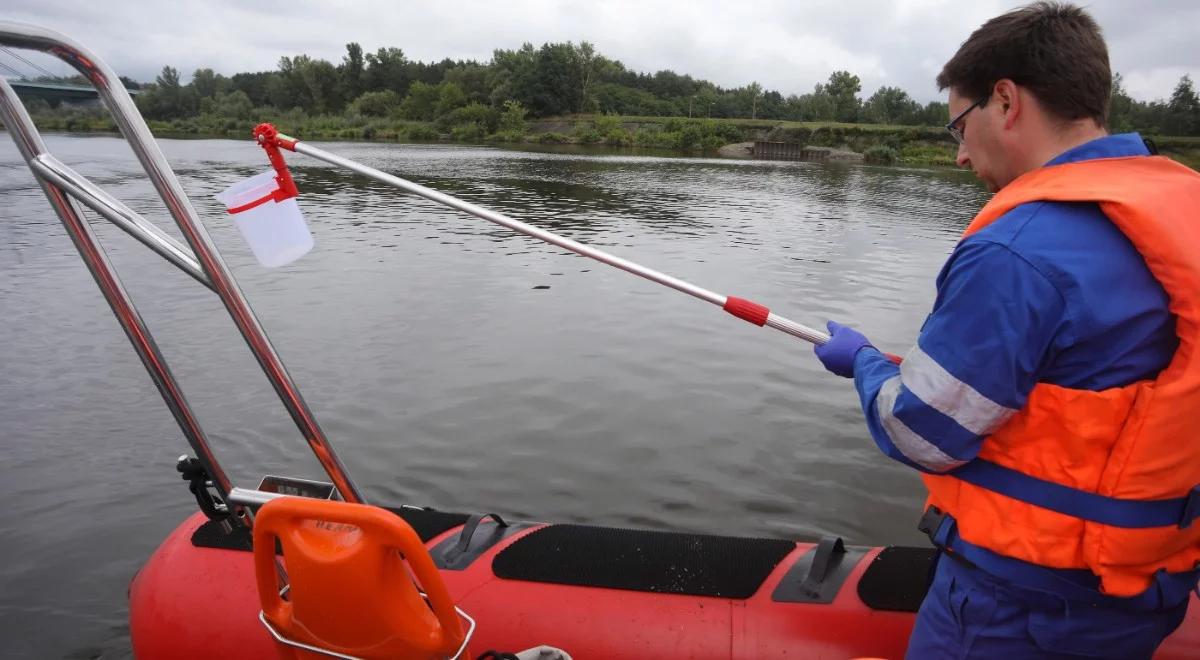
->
[253,123,862,349]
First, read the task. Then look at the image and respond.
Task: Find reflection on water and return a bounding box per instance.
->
[0,135,986,658]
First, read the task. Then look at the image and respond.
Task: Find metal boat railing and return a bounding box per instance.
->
[0,21,365,515]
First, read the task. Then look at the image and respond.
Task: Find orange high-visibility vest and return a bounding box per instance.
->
[923,155,1200,597]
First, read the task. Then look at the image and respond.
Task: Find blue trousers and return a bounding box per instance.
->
[905,554,1189,659]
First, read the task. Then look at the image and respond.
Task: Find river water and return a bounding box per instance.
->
[0,135,986,658]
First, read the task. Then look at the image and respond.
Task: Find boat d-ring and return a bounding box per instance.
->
[456,513,509,554]
[434,512,539,571]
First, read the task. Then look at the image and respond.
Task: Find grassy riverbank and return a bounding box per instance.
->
[24,108,1200,170]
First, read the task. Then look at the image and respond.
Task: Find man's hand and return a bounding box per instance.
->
[813,320,874,378]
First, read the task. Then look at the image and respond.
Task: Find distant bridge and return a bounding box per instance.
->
[5,79,140,105]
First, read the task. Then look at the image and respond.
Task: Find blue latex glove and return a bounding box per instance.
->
[813,320,873,378]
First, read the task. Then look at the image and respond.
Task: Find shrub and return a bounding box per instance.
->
[604,127,631,146]
[451,123,486,142]
[405,124,439,140]
[24,98,52,115]
[573,121,601,144]
[898,142,956,166]
[632,127,662,147]
[593,112,623,134]
[488,130,525,143]
[863,145,899,164]
[498,100,528,135]
[677,123,704,150]
[436,102,496,133]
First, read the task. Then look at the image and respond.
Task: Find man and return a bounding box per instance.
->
[813,3,1200,658]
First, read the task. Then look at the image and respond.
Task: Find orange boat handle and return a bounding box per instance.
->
[253,497,465,653]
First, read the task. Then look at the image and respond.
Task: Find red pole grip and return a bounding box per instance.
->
[723,296,770,327]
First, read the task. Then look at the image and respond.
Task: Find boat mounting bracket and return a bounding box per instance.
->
[176,455,229,521]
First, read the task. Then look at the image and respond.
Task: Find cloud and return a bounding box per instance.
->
[2,0,1195,103]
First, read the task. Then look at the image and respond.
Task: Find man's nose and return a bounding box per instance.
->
[956,141,971,168]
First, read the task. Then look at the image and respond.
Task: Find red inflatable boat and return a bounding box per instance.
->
[127,500,1200,659]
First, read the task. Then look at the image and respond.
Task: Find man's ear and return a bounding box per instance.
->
[993,79,1021,130]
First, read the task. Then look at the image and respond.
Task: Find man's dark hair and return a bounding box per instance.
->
[936,2,1111,125]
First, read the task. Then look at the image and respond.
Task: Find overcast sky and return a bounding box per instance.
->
[4,0,1196,103]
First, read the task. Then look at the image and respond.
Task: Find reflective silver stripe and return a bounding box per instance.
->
[900,345,1017,436]
[877,376,966,473]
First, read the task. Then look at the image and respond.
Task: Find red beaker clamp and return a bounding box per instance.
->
[252,123,299,202]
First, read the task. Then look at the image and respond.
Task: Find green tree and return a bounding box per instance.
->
[364,47,410,95]
[817,71,862,122]
[693,84,719,118]
[348,89,401,117]
[593,111,622,134]
[298,57,344,114]
[437,101,496,135]
[212,90,253,119]
[399,80,440,120]
[136,65,199,119]
[487,43,537,108]
[230,71,275,107]
[270,56,312,111]
[576,41,605,113]
[341,42,365,101]
[596,82,662,115]
[648,70,697,99]
[189,68,228,99]
[529,42,584,116]
[1108,73,1137,133]
[498,100,528,134]
[918,100,950,127]
[863,86,921,124]
[158,66,182,91]
[757,90,785,120]
[1166,74,1200,136]
[492,42,591,116]
[434,81,467,117]
[744,81,762,119]
[793,90,837,122]
[443,64,491,104]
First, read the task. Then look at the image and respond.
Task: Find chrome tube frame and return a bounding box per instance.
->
[227,487,290,508]
[0,74,234,498]
[30,154,212,288]
[0,22,364,506]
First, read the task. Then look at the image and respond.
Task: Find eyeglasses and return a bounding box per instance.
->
[945,97,988,144]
